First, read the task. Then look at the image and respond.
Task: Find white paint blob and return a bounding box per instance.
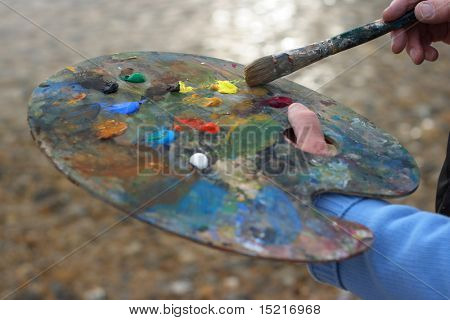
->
[189,153,208,170]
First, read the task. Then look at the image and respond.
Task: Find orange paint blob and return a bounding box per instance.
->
[199,122,220,134]
[94,120,128,139]
[175,118,220,134]
[183,94,222,108]
[203,97,223,107]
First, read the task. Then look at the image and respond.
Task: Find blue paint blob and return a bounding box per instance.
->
[146,128,176,147]
[103,101,142,114]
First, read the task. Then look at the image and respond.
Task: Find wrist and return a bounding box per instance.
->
[314,193,389,225]
[309,193,389,290]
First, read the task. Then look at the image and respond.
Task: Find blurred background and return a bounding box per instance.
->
[0,0,448,299]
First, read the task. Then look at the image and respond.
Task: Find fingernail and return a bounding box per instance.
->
[418,2,435,19]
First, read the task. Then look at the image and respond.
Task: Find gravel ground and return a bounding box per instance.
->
[0,0,449,299]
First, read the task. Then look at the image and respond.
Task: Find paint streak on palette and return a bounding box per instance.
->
[28,52,419,262]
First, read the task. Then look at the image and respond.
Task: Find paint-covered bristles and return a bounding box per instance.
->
[244,55,279,87]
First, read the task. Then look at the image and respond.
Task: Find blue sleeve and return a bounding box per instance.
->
[308,194,450,300]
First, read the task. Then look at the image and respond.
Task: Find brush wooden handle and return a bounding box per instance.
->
[274,10,417,77]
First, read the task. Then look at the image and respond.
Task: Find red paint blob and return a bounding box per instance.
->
[176,118,205,130]
[231,63,237,68]
[175,118,220,134]
[199,122,220,134]
[263,96,293,109]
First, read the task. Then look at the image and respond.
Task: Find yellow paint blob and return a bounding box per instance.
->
[179,81,195,93]
[210,81,238,94]
[66,66,76,73]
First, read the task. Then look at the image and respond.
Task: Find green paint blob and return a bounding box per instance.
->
[120,72,146,83]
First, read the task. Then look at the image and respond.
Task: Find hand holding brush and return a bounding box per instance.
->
[245,0,450,87]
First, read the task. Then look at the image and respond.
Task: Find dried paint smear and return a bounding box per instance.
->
[95,120,128,139]
[68,93,87,105]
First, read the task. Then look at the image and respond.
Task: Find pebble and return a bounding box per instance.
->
[83,287,107,300]
[169,280,192,295]
[223,276,240,289]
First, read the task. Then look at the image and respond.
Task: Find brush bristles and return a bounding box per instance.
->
[244,56,279,87]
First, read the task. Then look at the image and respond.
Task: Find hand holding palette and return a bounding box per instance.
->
[28,52,419,262]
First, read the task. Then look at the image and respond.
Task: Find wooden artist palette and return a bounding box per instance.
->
[28,52,419,262]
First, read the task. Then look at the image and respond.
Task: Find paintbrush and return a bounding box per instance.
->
[244,10,417,87]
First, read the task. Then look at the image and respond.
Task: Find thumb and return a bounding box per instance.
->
[415,0,450,24]
[287,103,331,157]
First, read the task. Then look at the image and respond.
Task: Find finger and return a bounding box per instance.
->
[427,22,450,42]
[446,22,450,43]
[415,0,450,24]
[424,45,439,61]
[391,29,408,53]
[384,0,420,21]
[406,27,425,64]
[419,22,433,45]
[287,103,330,156]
